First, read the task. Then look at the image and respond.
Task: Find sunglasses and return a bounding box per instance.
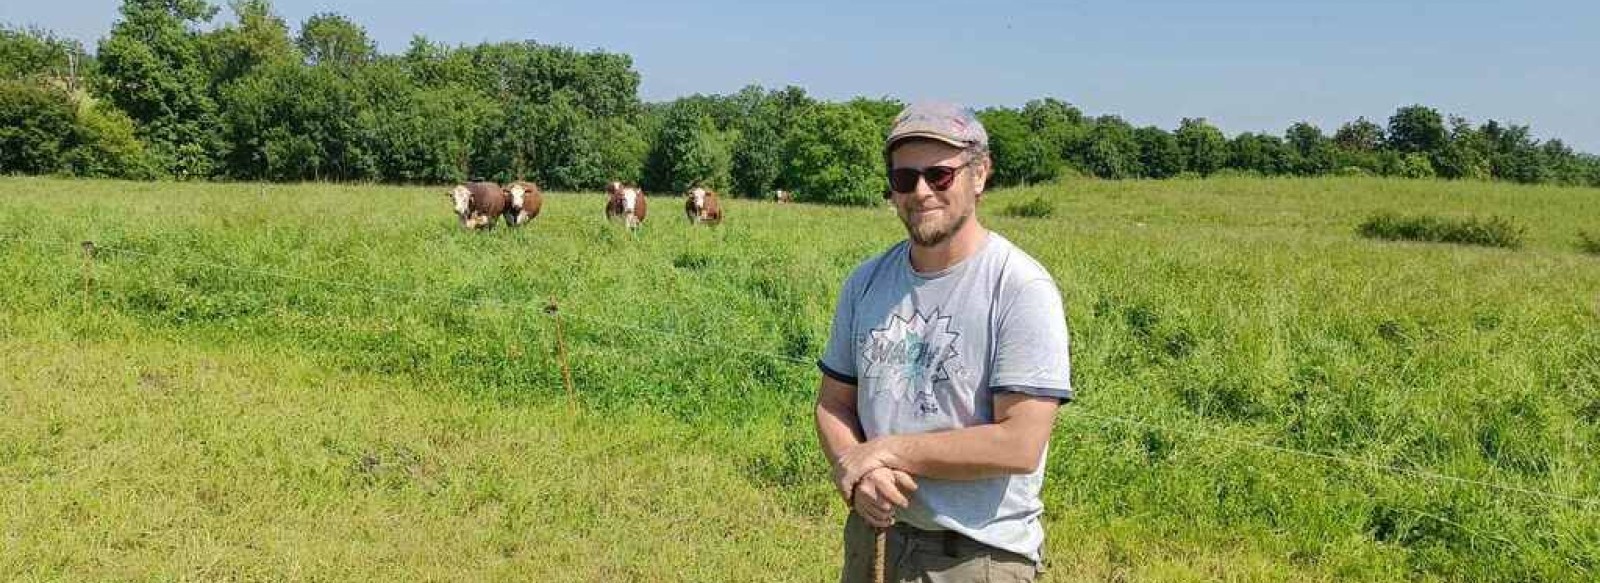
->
[886,160,972,196]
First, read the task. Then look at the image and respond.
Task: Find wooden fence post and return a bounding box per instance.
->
[545,297,578,416]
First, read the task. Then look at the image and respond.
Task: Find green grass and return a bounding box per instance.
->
[1000,195,1055,218]
[0,337,836,580]
[3,176,1599,581]
[1357,212,1528,249]
[1580,231,1600,255]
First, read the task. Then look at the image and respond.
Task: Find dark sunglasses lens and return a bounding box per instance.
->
[925,166,958,190]
[888,165,962,193]
[889,168,920,193]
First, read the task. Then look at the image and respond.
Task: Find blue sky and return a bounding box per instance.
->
[5,0,1596,152]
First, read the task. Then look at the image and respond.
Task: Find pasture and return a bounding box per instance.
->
[2,176,1598,581]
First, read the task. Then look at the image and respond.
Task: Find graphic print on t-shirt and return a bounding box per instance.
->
[860,308,961,416]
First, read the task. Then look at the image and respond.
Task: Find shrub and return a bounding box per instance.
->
[1396,153,1435,179]
[1579,231,1600,255]
[781,103,883,206]
[0,81,75,174]
[1358,213,1525,249]
[1000,196,1054,219]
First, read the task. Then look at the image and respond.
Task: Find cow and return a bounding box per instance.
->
[447,181,509,230]
[605,181,647,229]
[684,187,723,226]
[774,189,793,204]
[505,180,543,227]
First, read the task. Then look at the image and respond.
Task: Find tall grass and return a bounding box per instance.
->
[1579,230,1600,255]
[3,176,1599,581]
[1357,212,1527,248]
[1001,195,1055,218]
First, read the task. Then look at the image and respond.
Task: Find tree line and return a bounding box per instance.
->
[3,0,1598,205]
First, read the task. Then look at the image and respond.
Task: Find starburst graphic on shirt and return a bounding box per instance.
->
[859,309,962,416]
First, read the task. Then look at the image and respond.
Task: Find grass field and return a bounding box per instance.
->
[3,175,1599,581]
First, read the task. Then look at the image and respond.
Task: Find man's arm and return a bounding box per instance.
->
[817,374,919,526]
[836,392,1060,485]
[815,374,866,500]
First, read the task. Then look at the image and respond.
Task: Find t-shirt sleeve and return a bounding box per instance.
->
[991,278,1073,402]
[818,274,860,385]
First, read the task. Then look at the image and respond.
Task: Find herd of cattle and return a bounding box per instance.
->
[447,180,795,231]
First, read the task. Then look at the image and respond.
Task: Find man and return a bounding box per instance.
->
[815,101,1073,582]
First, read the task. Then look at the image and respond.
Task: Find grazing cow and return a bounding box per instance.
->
[684,187,723,226]
[505,180,543,226]
[774,189,793,204]
[447,181,509,230]
[605,181,647,229]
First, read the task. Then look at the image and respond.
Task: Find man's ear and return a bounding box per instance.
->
[973,153,993,197]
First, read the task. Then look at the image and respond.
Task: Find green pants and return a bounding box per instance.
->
[840,512,1040,583]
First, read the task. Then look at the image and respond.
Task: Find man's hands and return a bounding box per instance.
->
[831,438,917,528]
[852,467,918,528]
[832,436,902,501]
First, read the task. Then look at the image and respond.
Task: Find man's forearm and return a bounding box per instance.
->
[815,399,866,467]
[878,422,1045,480]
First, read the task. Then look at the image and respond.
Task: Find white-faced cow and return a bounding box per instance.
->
[505,180,543,227]
[605,181,647,229]
[774,189,793,204]
[447,181,509,230]
[684,187,723,226]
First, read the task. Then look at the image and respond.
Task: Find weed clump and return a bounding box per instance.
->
[1578,231,1600,255]
[1001,196,1054,219]
[1358,213,1525,249]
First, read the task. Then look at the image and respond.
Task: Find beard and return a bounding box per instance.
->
[904,206,971,247]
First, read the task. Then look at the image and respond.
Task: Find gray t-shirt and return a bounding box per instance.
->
[819,231,1072,562]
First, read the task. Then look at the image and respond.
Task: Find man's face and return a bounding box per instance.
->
[887,139,988,246]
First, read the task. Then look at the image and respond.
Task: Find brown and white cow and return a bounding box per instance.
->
[447,181,509,230]
[774,189,793,204]
[605,181,647,229]
[504,180,543,227]
[684,187,723,226]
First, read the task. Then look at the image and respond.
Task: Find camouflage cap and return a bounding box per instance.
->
[884,101,989,156]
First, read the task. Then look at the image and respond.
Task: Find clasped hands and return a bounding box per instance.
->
[832,437,918,529]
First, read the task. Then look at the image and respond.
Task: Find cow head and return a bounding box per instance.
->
[508,183,527,210]
[447,184,472,218]
[690,187,706,211]
[622,187,638,213]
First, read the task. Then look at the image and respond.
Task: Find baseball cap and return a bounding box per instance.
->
[884,101,989,156]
